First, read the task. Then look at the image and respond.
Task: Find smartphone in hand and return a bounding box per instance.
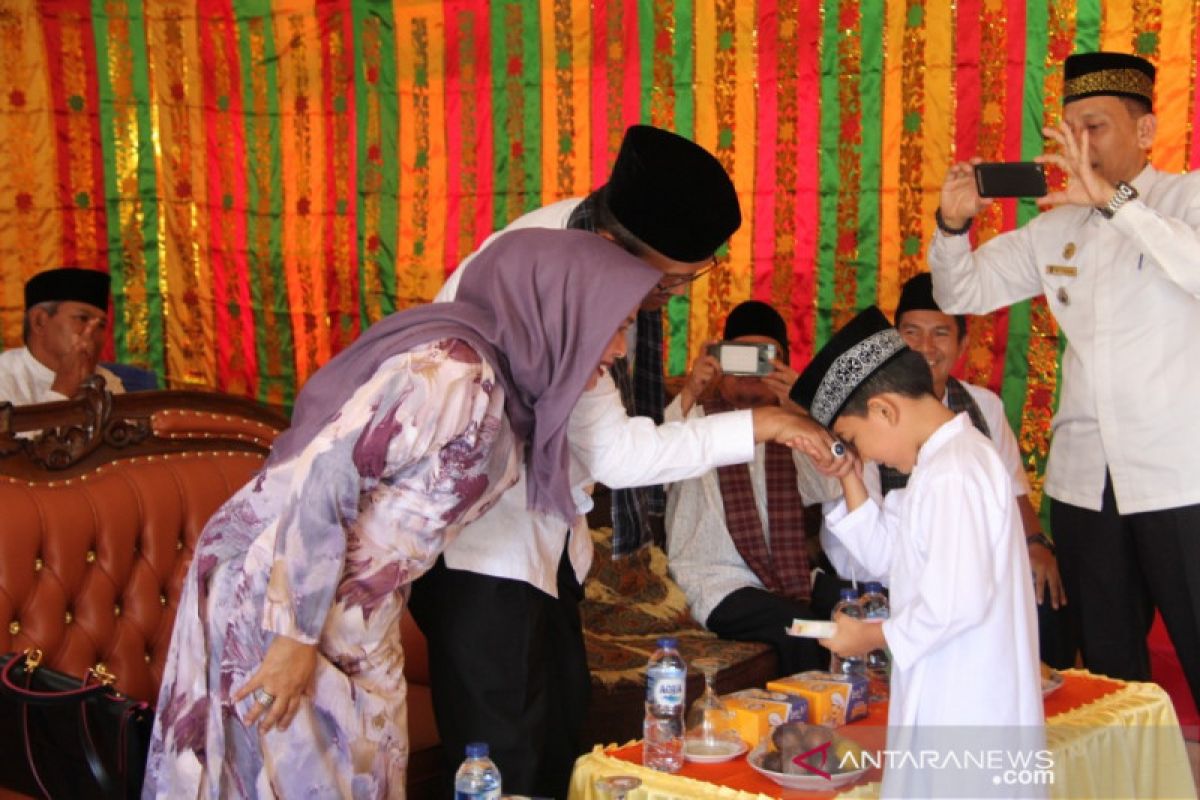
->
[973,162,1048,198]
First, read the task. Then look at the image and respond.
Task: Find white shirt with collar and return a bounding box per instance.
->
[433,201,755,596]
[663,395,840,625]
[0,347,124,405]
[929,164,1200,514]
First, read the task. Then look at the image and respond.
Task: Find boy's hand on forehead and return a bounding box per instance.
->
[792,434,861,479]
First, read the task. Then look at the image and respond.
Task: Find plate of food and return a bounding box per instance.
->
[1041,663,1064,697]
[683,735,749,764]
[747,722,869,790]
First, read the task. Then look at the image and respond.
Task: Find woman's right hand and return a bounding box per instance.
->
[938,157,992,229]
[233,633,318,733]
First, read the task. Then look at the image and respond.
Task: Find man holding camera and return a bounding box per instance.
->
[665,300,840,675]
[929,51,1200,701]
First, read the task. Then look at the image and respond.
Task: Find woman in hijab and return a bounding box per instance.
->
[143,228,661,798]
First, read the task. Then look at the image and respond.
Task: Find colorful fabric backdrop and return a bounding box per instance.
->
[1,0,1198,510]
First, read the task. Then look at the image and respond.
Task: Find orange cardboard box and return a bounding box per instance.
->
[721,689,804,748]
[766,671,869,727]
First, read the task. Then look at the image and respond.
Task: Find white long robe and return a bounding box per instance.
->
[824,414,1045,799]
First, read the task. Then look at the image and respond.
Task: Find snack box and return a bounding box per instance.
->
[722,688,809,748]
[766,671,869,727]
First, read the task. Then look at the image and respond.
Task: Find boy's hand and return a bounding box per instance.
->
[819,612,886,660]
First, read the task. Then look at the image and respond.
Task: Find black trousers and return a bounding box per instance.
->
[705,587,828,676]
[407,547,589,800]
[1051,474,1200,701]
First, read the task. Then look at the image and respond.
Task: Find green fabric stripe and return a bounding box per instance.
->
[999,2,1049,436]
[665,0,696,376]
[91,5,124,357]
[814,0,843,348]
[354,2,398,325]
[1073,0,1102,53]
[672,1,695,138]
[237,2,295,406]
[490,1,543,228]
[92,1,163,374]
[520,2,542,214]
[637,0,653,122]
[855,4,884,309]
[126,1,163,375]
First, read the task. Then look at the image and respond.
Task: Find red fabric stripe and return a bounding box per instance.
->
[955,0,982,158]
[319,1,358,354]
[789,0,821,365]
[986,0,1027,395]
[751,0,779,309]
[1192,12,1200,169]
[40,2,112,356]
[200,0,257,395]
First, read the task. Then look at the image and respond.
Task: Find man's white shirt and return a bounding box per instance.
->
[929,164,1200,513]
[433,202,755,596]
[0,347,124,405]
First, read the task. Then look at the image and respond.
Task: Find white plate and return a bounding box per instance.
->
[1042,670,1064,697]
[747,744,868,790]
[786,619,837,639]
[683,737,749,764]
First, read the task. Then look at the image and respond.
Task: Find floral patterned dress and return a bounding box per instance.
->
[144,339,520,799]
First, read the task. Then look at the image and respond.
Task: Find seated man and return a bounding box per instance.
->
[823,272,1075,668]
[0,267,126,405]
[665,300,839,674]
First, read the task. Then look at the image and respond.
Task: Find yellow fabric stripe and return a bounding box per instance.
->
[1152,0,1190,172]
[145,11,215,387]
[275,4,329,385]
[0,9,62,347]
[876,0,907,313]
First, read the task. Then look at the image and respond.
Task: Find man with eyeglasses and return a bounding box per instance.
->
[412,124,833,798]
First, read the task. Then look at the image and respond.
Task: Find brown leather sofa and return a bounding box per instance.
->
[0,381,443,798]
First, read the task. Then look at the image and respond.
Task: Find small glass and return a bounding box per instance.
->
[594,775,642,800]
[684,657,740,750]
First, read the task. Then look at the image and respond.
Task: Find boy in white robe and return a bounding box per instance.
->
[789,306,1045,799]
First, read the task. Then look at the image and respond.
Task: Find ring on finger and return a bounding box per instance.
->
[254,688,276,708]
[830,440,846,458]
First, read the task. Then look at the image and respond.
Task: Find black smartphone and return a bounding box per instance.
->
[706,342,777,376]
[973,162,1048,198]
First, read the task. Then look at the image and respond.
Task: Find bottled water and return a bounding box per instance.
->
[830,587,866,678]
[454,742,501,800]
[643,636,686,772]
[860,581,891,701]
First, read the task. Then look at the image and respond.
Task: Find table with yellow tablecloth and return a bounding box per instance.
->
[569,670,1196,799]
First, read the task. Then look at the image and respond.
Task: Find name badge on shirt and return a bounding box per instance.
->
[1046,264,1078,277]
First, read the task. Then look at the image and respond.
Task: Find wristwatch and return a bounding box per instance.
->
[1097,181,1138,219]
[935,207,973,236]
[1026,532,1055,553]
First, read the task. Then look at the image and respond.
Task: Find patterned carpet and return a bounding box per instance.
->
[582,528,773,688]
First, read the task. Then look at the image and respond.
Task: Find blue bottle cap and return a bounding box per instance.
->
[465,742,489,758]
[863,581,884,594]
[657,637,678,649]
[839,587,860,601]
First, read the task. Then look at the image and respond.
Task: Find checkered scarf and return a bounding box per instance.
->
[702,396,811,601]
[879,376,992,496]
[570,194,667,557]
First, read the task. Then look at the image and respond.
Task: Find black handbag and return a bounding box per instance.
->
[0,649,154,800]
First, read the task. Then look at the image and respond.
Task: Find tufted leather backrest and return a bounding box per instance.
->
[0,383,287,703]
